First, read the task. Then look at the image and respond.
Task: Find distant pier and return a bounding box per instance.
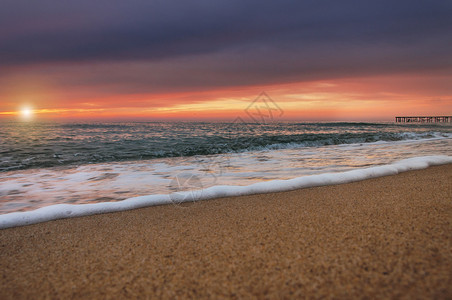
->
[395,116,451,123]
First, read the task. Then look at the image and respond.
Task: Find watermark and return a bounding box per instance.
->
[194,154,230,185]
[245,92,284,124]
[168,92,283,206]
[168,173,203,205]
[167,155,230,207]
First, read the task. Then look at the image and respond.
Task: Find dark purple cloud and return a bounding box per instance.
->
[0,0,451,91]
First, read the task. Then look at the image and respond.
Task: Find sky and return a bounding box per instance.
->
[0,0,451,121]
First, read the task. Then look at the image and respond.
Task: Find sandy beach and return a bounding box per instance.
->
[1,164,451,299]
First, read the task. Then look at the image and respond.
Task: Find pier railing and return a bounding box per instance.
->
[395,116,451,123]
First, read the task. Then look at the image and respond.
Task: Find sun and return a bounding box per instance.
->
[20,107,33,120]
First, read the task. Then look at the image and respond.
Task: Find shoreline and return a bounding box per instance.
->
[1,164,451,298]
[1,155,451,229]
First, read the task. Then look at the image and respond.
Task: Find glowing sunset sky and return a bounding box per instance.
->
[0,0,451,121]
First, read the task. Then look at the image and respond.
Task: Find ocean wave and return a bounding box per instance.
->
[1,155,450,229]
[0,121,450,172]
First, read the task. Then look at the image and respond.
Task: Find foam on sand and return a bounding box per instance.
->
[0,155,451,229]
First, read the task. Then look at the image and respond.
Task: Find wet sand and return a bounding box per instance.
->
[1,164,451,299]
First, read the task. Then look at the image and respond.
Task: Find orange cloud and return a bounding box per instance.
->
[1,73,450,121]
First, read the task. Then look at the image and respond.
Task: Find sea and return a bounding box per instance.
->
[0,121,451,227]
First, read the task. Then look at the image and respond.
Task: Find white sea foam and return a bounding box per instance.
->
[1,137,451,215]
[0,155,450,229]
